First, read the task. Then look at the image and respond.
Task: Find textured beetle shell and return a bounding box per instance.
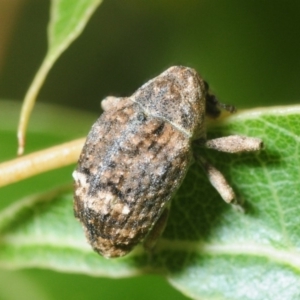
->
[73,66,206,258]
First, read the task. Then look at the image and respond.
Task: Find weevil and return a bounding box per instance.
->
[73,66,263,258]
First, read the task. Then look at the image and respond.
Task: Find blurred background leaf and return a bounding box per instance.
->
[16,0,102,155]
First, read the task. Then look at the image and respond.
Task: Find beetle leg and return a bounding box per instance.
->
[143,207,170,251]
[101,96,122,111]
[196,155,236,204]
[204,135,263,153]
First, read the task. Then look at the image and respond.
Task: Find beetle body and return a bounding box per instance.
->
[73,66,206,258]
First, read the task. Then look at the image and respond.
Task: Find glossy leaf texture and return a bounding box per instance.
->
[1,103,300,300]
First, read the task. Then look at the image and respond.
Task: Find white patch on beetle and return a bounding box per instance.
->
[73,66,263,258]
[122,205,130,215]
[72,170,87,186]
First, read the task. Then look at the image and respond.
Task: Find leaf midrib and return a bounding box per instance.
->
[2,235,300,271]
[156,239,300,270]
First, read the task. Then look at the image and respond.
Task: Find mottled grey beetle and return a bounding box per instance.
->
[73,66,263,258]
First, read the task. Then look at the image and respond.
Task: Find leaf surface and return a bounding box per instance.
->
[2,103,300,299]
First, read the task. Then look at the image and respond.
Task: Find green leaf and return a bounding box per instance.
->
[48,0,102,56]
[18,0,103,154]
[1,105,300,300]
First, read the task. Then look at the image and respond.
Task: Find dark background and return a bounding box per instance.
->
[1,0,300,112]
[0,1,299,300]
